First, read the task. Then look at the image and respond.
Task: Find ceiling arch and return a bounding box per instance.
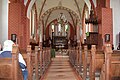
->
[39,6,80,30]
[37,0,85,20]
[40,6,80,21]
[26,0,93,19]
[27,0,36,18]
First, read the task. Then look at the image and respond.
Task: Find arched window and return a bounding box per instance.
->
[52,24,54,32]
[58,23,61,32]
[65,24,68,32]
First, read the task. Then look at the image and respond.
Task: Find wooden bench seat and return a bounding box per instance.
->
[0,45,23,80]
[0,44,51,80]
[20,45,39,80]
[111,51,120,79]
[69,44,120,80]
[90,45,120,80]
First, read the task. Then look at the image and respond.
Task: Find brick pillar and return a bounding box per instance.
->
[25,17,30,49]
[101,8,113,44]
[9,2,28,49]
[96,8,113,49]
[96,0,113,50]
[105,0,110,8]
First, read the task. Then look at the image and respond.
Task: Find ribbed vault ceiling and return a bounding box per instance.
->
[25,0,97,26]
[35,0,92,25]
[35,0,91,19]
[36,0,85,17]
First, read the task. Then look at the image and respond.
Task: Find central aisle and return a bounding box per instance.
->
[42,56,80,80]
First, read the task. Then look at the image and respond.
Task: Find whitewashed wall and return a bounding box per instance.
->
[24,0,28,6]
[110,0,120,49]
[0,1,2,43]
[0,0,8,45]
[92,0,96,7]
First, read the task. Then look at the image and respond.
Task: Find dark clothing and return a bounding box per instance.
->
[0,51,12,58]
[0,51,28,80]
[0,48,2,51]
[112,44,114,50]
[30,42,39,50]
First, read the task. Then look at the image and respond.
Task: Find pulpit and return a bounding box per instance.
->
[86,32,98,45]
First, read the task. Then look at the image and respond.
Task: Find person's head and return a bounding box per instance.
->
[3,40,14,51]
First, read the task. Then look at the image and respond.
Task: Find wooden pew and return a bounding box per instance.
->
[90,44,120,80]
[111,50,120,80]
[75,45,91,80]
[40,47,51,78]
[21,46,51,80]
[20,45,39,80]
[89,45,104,80]
[69,44,120,80]
[0,45,23,80]
[82,45,88,80]
[75,45,107,80]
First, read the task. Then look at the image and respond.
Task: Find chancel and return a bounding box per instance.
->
[52,13,68,49]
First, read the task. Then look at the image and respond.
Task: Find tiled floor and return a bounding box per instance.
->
[43,56,80,80]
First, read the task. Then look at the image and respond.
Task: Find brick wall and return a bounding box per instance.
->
[96,7,113,49]
[9,1,38,50]
[96,0,113,50]
[102,8,113,44]
[9,2,30,50]
[9,3,23,41]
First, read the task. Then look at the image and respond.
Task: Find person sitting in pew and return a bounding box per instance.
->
[30,35,39,50]
[0,40,28,80]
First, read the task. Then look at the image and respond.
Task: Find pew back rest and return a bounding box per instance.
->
[111,51,120,77]
[0,58,23,80]
[20,50,35,67]
[20,47,36,80]
[97,50,120,78]
[0,58,12,79]
[95,51,104,71]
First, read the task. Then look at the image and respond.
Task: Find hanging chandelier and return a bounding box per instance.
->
[57,13,68,24]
